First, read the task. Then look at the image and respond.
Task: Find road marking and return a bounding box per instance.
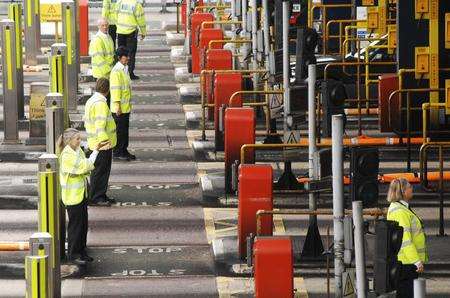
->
[216,277,308,297]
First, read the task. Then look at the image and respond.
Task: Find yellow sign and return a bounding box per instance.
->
[29,84,47,120]
[40,4,61,22]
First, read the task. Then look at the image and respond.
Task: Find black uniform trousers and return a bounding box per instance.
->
[117,30,137,76]
[396,264,419,298]
[89,149,113,203]
[66,200,88,259]
[108,24,117,48]
[112,113,130,156]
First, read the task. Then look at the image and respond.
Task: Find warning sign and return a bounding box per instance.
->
[40,4,61,22]
[29,83,49,120]
[343,269,356,298]
[284,130,300,144]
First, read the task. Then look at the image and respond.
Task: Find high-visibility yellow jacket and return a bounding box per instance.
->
[387,201,429,265]
[116,0,147,35]
[89,31,115,79]
[110,62,132,114]
[59,145,94,206]
[84,92,117,151]
[102,0,118,25]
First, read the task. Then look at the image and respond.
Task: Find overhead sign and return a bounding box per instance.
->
[284,130,300,144]
[40,3,61,22]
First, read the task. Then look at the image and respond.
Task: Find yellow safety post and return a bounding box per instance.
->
[25,255,49,298]
[8,3,25,120]
[0,19,20,144]
[28,232,54,297]
[49,43,69,128]
[37,154,61,298]
[24,0,41,65]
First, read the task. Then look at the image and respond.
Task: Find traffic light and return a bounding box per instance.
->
[321,79,346,137]
[374,220,404,295]
[295,27,318,82]
[350,147,379,208]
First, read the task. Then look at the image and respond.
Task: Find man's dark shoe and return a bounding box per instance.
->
[71,257,87,266]
[106,197,117,204]
[130,74,140,80]
[89,200,111,207]
[125,151,136,160]
[80,253,94,262]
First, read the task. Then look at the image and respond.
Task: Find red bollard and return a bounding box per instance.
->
[238,164,273,259]
[199,28,224,72]
[378,74,399,133]
[190,13,214,74]
[224,108,255,193]
[254,237,294,298]
[79,0,89,56]
[213,72,242,150]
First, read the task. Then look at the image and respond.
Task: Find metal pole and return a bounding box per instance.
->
[61,0,78,112]
[308,64,317,222]
[282,0,290,132]
[50,43,69,128]
[251,0,259,87]
[332,114,345,298]
[45,93,65,154]
[352,201,367,298]
[1,19,20,144]
[8,3,25,120]
[37,154,61,298]
[29,232,54,297]
[241,0,249,69]
[262,0,270,73]
[25,255,50,297]
[24,0,41,66]
[185,0,191,54]
[414,278,426,298]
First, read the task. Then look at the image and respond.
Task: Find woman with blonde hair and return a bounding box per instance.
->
[57,128,105,265]
[386,178,428,297]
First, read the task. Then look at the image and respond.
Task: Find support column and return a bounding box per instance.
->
[29,232,54,297]
[49,43,69,128]
[332,114,345,298]
[8,3,25,120]
[45,93,65,154]
[25,255,50,297]
[24,0,41,66]
[352,201,367,298]
[61,0,78,111]
[37,154,61,298]
[0,19,20,144]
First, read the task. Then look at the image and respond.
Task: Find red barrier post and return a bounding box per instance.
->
[79,0,89,56]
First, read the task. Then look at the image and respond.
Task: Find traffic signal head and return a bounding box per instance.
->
[350,147,379,208]
[295,28,318,82]
[374,220,404,294]
[321,79,347,137]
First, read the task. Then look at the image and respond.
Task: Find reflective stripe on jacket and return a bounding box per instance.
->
[84,92,117,151]
[110,62,132,113]
[89,31,115,79]
[59,146,94,206]
[102,0,118,25]
[116,0,146,35]
[387,201,429,265]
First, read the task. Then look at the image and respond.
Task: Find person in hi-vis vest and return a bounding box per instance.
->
[57,128,109,265]
[387,178,428,298]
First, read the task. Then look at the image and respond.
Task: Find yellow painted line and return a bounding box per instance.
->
[65,6,72,65]
[294,277,309,298]
[203,208,216,243]
[5,28,13,90]
[273,214,286,235]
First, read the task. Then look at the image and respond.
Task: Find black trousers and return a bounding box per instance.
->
[66,200,88,258]
[108,24,117,48]
[117,30,137,76]
[89,149,112,202]
[396,264,419,298]
[112,113,130,156]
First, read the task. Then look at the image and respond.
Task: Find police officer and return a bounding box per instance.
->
[102,0,118,47]
[386,178,428,298]
[84,78,117,206]
[116,0,146,80]
[89,18,115,83]
[58,128,103,265]
[110,47,135,161]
